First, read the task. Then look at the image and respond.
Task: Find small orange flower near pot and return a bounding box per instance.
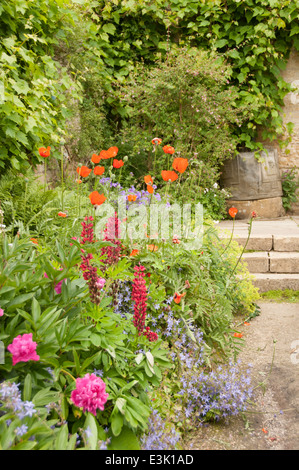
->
[39,146,51,158]
[89,191,106,206]
[161,170,178,182]
[77,166,92,178]
[229,207,238,218]
[163,145,175,155]
[93,166,105,176]
[113,159,124,169]
[172,157,188,174]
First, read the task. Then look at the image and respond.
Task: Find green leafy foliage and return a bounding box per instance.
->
[0,0,80,172]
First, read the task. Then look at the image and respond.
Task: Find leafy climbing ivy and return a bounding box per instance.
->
[0,0,81,172]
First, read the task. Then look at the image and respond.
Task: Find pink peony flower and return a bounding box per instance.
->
[0,308,4,317]
[70,373,109,416]
[7,333,40,366]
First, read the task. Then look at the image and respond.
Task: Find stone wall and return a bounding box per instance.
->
[278,48,299,214]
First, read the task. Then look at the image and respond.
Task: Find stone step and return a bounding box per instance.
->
[242,252,269,273]
[251,273,299,293]
[242,252,299,274]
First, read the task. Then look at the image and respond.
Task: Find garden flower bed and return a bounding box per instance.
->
[0,142,260,450]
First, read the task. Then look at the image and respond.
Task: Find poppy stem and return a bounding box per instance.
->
[61,147,64,211]
[44,159,47,192]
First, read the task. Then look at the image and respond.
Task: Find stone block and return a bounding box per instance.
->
[269,252,299,273]
[242,252,269,273]
[273,236,299,252]
[251,273,299,292]
[227,197,285,220]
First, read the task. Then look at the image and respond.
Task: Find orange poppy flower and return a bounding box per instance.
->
[147,184,154,194]
[174,292,186,304]
[163,145,175,155]
[30,238,38,245]
[172,237,180,244]
[161,170,178,182]
[229,207,238,218]
[91,153,101,164]
[76,166,92,178]
[113,159,124,169]
[233,332,243,338]
[39,146,51,158]
[244,321,250,326]
[58,212,67,218]
[128,194,137,202]
[93,166,105,176]
[130,249,139,256]
[89,191,106,206]
[172,157,189,174]
[151,137,162,145]
[144,175,153,185]
[147,244,158,252]
[108,146,118,158]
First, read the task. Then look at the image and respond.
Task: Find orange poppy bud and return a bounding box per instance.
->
[76,179,82,184]
[229,207,238,218]
[93,166,105,176]
[172,157,189,174]
[163,145,175,155]
[161,170,178,182]
[76,166,92,178]
[39,146,51,158]
[113,159,124,169]
[89,191,106,206]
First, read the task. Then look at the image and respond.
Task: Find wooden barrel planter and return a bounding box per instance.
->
[220,148,285,219]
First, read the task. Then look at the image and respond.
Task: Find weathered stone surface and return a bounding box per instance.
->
[269,252,299,273]
[273,236,299,252]
[242,252,269,273]
[222,235,273,251]
[227,197,285,220]
[251,273,299,292]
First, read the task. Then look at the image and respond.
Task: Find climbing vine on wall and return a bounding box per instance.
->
[90,0,299,153]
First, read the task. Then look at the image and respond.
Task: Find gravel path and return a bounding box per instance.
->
[185,302,299,450]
